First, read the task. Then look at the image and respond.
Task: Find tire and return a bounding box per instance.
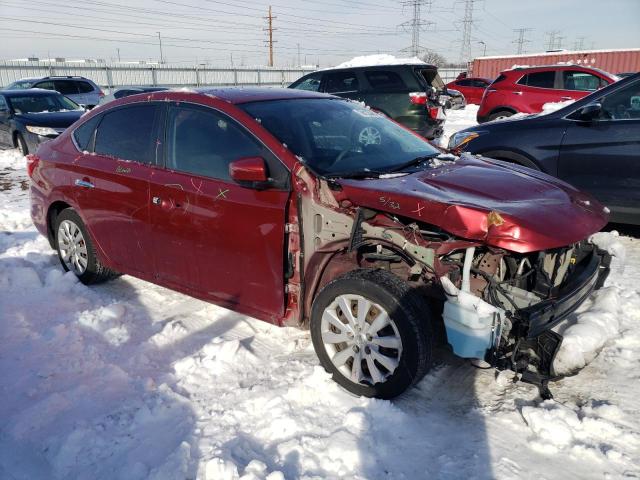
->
[15,133,28,156]
[54,208,119,284]
[310,269,433,399]
[487,110,515,122]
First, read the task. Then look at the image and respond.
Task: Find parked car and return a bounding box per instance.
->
[289,63,446,139]
[29,88,611,399]
[617,72,638,79]
[477,65,618,123]
[6,76,104,109]
[446,77,491,104]
[0,89,84,155]
[441,88,466,110]
[449,73,640,225]
[99,86,169,105]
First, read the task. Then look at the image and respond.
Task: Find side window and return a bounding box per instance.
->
[456,79,474,87]
[292,75,321,92]
[167,105,268,181]
[472,79,489,88]
[0,96,7,111]
[75,81,95,93]
[323,72,359,93]
[517,71,555,89]
[54,81,79,95]
[94,104,161,163]
[34,81,55,90]
[563,71,601,91]
[600,81,640,120]
[73,114,102,151]
[364,71,407,91]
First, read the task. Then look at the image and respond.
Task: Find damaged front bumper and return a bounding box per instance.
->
[494,247,611,397]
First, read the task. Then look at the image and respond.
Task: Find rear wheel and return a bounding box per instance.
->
[15,133,28,155]
[54,208,118,284]
[310,269,433,399]
[487,110,515,121]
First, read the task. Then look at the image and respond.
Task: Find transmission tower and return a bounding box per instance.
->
[458,0,477,64]
[545,30,561,50]
[263,6,277,67]
[399,0,434,57]
[512,28,532,54]
[573,36,586,50]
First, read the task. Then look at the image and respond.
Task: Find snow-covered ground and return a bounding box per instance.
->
[1,126,640,479]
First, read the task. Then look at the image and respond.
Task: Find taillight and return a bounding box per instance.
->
[98,90,105,97]
[409,92,428,105]
[428,106,444,120]
[26,154,39,178]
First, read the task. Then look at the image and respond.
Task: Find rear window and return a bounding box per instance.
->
[364,71,407,91]
[94,104,160,164]
[323,71,359,93]
[75,81,95,93]
[517,71,555,89]
[73,114,102,151]
[417,68,444,89]
[292,75,321,92]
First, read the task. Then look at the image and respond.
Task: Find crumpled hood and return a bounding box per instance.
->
[337,154,608,253]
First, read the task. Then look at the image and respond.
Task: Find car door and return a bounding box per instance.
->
[149,102,290,319]
[469,79,490,104]
[558,78,640,223]
[555,69,609,103]
[321,70,361,101]
[0,95,11,145]
[514,70,564,112]
[71,103,163,274]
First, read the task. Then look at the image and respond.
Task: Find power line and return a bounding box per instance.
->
[512,28,532,54]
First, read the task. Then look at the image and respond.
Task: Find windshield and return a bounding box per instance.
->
[7,94,82,114]
[241,98,440,177]
[7,80,34,90]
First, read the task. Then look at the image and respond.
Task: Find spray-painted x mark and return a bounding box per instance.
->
[412,202,425,217]
[216,188,229,200]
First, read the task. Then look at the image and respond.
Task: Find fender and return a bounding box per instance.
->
[477,149,541,171]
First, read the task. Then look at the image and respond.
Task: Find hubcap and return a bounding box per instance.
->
[57,220,88,275]
[358,127,382,146]
[320,294,403,386]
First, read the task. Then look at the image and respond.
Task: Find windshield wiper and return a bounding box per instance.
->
[325,169,388,179]
[386,153,441,173]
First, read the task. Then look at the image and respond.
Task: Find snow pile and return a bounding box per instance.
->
[541,99,576,114]
[332,54,425,70]
[437,104,479,147]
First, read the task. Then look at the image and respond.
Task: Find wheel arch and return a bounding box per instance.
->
[46,201,73,248]
[478,149,542,171]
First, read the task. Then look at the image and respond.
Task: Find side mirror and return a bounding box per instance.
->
[575,103,602,121]
[229,156,269,185]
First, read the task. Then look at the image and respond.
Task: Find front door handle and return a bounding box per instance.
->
[512,91,523,95]
[75,179,94,189]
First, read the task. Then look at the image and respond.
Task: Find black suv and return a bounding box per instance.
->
[289,64,446,139]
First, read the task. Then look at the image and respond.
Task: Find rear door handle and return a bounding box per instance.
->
[75,179,94,189]
[512,91,523,95]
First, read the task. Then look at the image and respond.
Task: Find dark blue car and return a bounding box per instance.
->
[0,89,85,155]
[449,73,640,225]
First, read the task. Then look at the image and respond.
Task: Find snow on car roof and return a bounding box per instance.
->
[322,54,428,71]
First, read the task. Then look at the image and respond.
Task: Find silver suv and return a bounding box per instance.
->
[6,76,104,108]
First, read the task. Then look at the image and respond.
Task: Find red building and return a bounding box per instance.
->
[469,48,640,79]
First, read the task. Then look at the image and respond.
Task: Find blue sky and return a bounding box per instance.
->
[0,0,638,66]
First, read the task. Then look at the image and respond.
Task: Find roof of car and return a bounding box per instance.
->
[1,88,64,97]
[192,86,334,104]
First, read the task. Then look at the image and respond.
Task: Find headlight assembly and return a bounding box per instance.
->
[448,131,482,150]
[26,125,59,136]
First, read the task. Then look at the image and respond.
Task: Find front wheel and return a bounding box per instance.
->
[15,133,28,155]
[310,269,433,399]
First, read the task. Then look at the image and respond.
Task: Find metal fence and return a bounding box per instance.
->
[0,61,466,91]
[0,61,316,91]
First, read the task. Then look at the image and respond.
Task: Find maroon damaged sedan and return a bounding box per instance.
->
[28,88,611,399]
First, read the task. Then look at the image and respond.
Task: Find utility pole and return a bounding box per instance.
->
[512,28,532,54]
[398,0,434,58]
[264,6,276,67]
[157,31,164,64]
[477,40,486,56]
[458,0,477,64]
[116,48,120,62]
[297,43,301,67]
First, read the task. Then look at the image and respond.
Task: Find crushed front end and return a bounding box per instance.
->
[439,240,611,398]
